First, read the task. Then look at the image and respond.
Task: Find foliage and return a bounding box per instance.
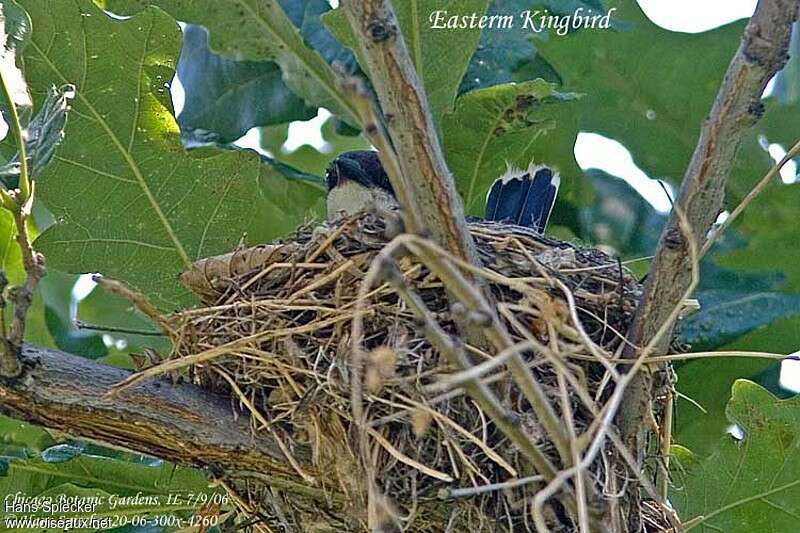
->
[18,0,323,309]
[443,79,583,215]
[672,381,800,532]
[176,23,315,146]
[0,414,223,531]
[322,0,489,123]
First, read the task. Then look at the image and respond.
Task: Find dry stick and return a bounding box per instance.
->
[495,310,668,523]
[701,138,800,257]
[351,237,562,481]
[211,367,316,486]
[381,258,581,506]
[557,373,590,533]
[658,389,675,500]
[558,350,791,365]
[349,233,575,472]
[378,254,616,530]
[619,0,799,489]
[93,276,174,336]
[439,475,544,500]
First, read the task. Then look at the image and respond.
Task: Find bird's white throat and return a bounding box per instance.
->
[326,180,399,222]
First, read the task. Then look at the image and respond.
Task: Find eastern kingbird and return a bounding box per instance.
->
[325,150,559,232]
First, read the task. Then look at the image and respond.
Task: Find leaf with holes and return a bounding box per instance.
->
[672,381,800,531]
[20,0,323,309]
[441,79,582,216]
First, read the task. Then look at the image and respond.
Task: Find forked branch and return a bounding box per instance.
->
[619,0,799,460]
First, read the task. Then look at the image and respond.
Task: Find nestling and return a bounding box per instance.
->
[325,150,559,232]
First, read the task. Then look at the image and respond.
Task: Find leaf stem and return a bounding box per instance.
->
[0,67,29,206]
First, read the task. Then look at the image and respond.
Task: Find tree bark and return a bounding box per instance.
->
[0,343,327,497]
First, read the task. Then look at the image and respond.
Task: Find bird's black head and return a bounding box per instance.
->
[325,150,395,196]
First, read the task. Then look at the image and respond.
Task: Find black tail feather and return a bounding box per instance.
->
[484,166,559,232]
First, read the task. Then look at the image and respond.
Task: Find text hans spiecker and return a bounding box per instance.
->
[429,8,617,35]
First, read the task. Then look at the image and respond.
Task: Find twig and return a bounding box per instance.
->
[658,389,674,500]
[557,373,590,533]
[92,275,173,336]
[7,209,45,348]
[701,138,800,257]
[534,204,699,531]
[371,246,607,527]
[0,66,43,378]
[337,74,422,234]
[74,320,164,336]
[0,66,30,203]
[404,237,572,463]
[372,245,560,479]
[438,475,544,500]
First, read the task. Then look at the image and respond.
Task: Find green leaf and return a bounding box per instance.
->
[322,0,490,123]
[0,414,55,455]
[718,182,800,291]
[459,0,554,94]
[441,79,582,215]
[1,85,73,189]
[0,451,213,497]
[103,0,357,124]
[18,0,323,309]
[672,381,800,531]
[13,483,207,527]
[176,23,315,146]
[676,290,800,351]
[535,1,746,184]
[674,312,800,457]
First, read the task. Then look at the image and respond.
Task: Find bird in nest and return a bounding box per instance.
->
[325,150,559,232]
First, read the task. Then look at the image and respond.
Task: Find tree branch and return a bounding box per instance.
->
[340,0,480,267]
[0,343,320,491]
[619,0,799,459]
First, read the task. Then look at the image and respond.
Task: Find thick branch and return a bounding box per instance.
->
[0,343,311,487]
[620,0,799,448]
[340,0,480,267]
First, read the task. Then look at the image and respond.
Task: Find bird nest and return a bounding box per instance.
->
[165,213,673,532]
